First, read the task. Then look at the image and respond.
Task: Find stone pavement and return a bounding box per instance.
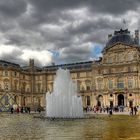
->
[85,110,140,115]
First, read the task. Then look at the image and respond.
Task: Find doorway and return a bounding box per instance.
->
[97,95,103,107]
[118,94,124,106]
[87,96,90,106]
[110,101,113,107]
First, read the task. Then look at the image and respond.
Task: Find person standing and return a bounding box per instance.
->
[16,107,19,113]
[134,106,137,115]
[109,107,113,116]
[10,107,14,114]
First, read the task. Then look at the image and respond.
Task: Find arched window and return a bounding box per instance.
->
[14,96,18,104]
[97,95,103,107]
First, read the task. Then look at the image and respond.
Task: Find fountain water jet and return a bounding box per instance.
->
[46,68,83,118]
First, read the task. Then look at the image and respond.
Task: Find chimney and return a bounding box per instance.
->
[29,59,34,68]
[108,34,112,40]
[135,30,139,45]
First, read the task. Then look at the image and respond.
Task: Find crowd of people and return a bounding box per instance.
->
[85,105,140,115]
[10,106,31,114]
[10,106,42,114]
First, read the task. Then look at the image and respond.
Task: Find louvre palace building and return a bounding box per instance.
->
[0,28,140,111]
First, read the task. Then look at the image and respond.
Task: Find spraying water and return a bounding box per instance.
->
[46,68,83,118]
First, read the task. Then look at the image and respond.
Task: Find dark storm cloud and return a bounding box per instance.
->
[28,0,140,15]
[5,34,29,46]
[68,18,120,35]
[22,0,140,31]
[0,0,140,66]
[59,43,92,63]
[88,0,140,15]
[0,0,27,17]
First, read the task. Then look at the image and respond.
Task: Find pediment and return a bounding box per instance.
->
[103,43,136,53]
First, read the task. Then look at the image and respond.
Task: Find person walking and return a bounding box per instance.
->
[130,106,134,115]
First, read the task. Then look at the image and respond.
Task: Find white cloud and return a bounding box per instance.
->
[0,44,53,66]
[0,45,21,56]
[20,49,53,66]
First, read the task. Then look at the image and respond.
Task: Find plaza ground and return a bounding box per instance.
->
[0,112,140,140]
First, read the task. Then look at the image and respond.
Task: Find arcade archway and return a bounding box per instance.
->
[118,94,124,106]
[97,95,103,107]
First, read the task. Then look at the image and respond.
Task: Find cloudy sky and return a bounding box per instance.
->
[0,0,140,66]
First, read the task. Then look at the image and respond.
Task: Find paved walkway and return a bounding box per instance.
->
[85,110,140,115]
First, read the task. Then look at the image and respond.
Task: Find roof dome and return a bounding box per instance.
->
[106,29,135,48]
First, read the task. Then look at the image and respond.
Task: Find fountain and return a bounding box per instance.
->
[46,68,84,118]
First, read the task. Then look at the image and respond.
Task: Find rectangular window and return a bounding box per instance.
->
[86,86,90,90]
[117,82,124,88]
[47,75,53,80]
[13,71,17,77]
[108,56,113,63]
[109,80,113,89]
[3,71,8,76]
[98,81,103,89]
[128,79,133,88]
[77,73,80,78]
[86,72,91,77]
[4,82,9,90]
[77,83,80,92]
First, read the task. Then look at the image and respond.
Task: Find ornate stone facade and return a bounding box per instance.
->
[0,29,140,111]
